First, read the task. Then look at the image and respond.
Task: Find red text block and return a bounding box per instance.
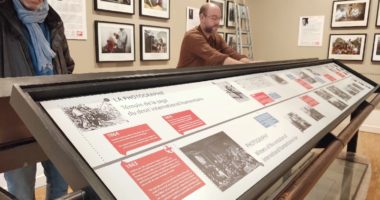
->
[163,110,205,135]
[122,149,205,200]
[252,92,274,105]
[296,79,313,89]
[300,95,319,107]
[324,74,336,81]
[104,124,161,155]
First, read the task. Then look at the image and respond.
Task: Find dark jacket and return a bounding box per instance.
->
[0,0,74,78]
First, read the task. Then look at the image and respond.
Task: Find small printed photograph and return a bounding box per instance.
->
[315,89,334,100]
[344,84,361,96]
[328,97,348,111]
[301,106,325,121]
[62,98,125,131]
[298,71,317,84]
[327,85,351,101]
[181,132,263,191]
[214,82,249,102]
[226,33,237,50]
[269,74,288,85]
[306,68,321,77]
[287,112,311,132]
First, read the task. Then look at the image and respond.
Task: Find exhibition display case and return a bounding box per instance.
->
[8,59,379,199]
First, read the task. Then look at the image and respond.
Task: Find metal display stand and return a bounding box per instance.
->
[5,59,379,199]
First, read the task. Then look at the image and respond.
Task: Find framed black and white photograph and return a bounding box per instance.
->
[226,1,236,27]
[331,0,370,28]
[140,25,170,61]
[95,21,135,62]
[327,34,366,61]
[95,0,134,14]
[372,34,380,61]
[218,32,225,40]
[140,0,170,19]
[226,33,237,50]
[208,0,225,26]
[237,4,249,31]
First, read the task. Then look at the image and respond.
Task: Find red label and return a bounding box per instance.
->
[300,95,319,107]
[336,71,345,78]
[104,124,161,155]
[122,149,205,200]
[296,79,313,89]
[252,92,273,105]
[324,74,336,81]
[163,110,205,135]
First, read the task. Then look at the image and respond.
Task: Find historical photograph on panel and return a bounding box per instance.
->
[315,89,334,100]
[181,132,263,191]
[62,98,125,131]
[298,71,317,84]
[344,84,361,96]
[140,0,170,19]
[140,25,170,61]
[269,74,288,85]
[95,0,134,14]
[301,106,325,121]
[331,0,370,27]
[95,21,135,62]
[327,85,351,101]
[287,112,311,132]
[327,34,366,61]
[214,82,249,102]
[328,97,348,111]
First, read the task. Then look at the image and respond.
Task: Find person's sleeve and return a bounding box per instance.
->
[185,34,229,66]
[220,39,247,60]
[62,34,75,74]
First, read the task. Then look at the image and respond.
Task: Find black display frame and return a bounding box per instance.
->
[9,59,379,199]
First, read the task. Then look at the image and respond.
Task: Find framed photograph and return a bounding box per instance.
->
[140,25,170,61]
[218,32,225,40]
[237,4,249,31]
[226,33,237,50]
[208,0,226,26]
[327,34,366,61]
[226,1,236,27]
[140,0,170,19]
[95,0,134,14]
[331,0,370,28]
[371,34,380,61]
[95,21,135,62]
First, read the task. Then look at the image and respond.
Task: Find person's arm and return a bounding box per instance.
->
[223,57,244,65]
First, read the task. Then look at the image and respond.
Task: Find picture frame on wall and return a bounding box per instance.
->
[331,0,370,28]
[225,33,237,50]
[140,25,170,61]
[95,0,134,14]
[327,34,366,61]
[208,0,226,26]
[371,34,380,61]
[140,0,170,19]
[226,1,236,27]
[95,21,135,63]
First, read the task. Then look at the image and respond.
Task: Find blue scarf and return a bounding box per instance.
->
[12,0,55,75]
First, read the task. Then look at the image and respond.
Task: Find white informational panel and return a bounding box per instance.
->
[40,63,374,199]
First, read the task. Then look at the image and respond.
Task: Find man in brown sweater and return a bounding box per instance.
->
[177,3,251,68]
